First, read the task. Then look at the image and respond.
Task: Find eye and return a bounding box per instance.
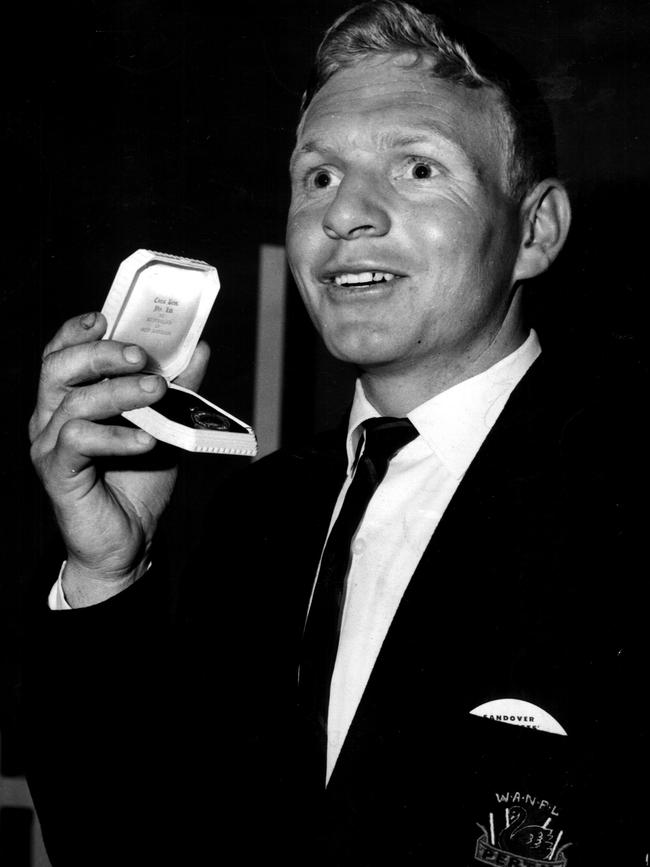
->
[411,162,435,179]
[305,166,341,191]
[399,157,442,181]
[313,170,332,188]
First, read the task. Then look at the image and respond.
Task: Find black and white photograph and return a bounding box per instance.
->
[1,1,648,864]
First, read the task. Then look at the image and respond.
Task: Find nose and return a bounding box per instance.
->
[322,173,390,240]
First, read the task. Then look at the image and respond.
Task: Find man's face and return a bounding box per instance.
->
[287,53,527,382]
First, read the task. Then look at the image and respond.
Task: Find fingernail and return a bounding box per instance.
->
[140,375,161,393]
[80,312,98,329]
[135,430,154,445]
[123,345,143,364]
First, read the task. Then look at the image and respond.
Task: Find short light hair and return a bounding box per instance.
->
[300,0,557,200]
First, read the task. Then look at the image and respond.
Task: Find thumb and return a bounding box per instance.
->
[174,341,211,392]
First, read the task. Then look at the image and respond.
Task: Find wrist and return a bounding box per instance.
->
[61,557,150,608]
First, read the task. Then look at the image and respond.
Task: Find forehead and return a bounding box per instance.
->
[294,53,509,180]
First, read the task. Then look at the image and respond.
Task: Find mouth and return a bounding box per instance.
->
[322,269,405,290]
[333,270,399,287]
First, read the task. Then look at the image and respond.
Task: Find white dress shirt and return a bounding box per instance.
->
[322,331,541,782]
[50,331,541,786]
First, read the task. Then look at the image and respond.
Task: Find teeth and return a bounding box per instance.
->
[333,271,397,286]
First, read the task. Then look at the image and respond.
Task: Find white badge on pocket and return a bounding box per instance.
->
[469,697,568,736]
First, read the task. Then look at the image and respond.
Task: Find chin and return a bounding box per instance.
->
[322,330,406,369]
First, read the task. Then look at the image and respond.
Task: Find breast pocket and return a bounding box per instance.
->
[456,710,644,866]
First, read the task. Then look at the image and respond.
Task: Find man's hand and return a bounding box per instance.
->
[29,311,210,607]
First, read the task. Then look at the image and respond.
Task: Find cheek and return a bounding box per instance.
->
[414,218,480,286]
[468,196,520,262]
[431,215,512,292]
[400,200,480,260]
[285,214,303,268]
[286,208,324,269]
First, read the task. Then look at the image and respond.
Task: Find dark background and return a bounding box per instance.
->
[1,0,648,856]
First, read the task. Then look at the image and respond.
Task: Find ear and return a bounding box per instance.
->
[513,180,571,282]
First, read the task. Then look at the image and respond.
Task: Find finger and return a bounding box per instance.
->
[42,311,108,359]
[42,339,150,391]
[33,341,151,435]
[45,419,156,487]
[174,340,211,392]
[37,373,166,453]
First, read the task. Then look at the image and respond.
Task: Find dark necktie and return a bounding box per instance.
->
[297,416,418,784]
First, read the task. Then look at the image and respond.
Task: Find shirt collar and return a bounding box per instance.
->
[346,330,542,479]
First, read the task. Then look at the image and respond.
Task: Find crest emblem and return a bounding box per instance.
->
[475,804,570,866]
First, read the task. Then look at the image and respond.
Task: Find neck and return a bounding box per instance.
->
[360,324,529,416]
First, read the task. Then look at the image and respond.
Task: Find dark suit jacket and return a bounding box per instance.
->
[23,349,647,866]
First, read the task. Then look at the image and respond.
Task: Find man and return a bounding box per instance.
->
[25,2,646,865]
